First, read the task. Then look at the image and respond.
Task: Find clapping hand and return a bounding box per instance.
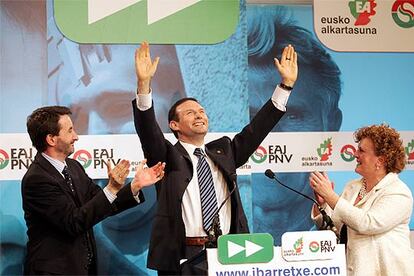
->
[309,171,339,209]
[107,159,131,194]
[131,159,166,195]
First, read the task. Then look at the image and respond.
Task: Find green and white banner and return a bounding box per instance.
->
[54,0,239,43]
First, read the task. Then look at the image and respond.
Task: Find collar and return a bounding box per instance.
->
[179,141,206,157]
[41,152,67,175]
[373,172,398,190]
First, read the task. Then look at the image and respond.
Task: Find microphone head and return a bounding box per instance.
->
[265,169,275,179]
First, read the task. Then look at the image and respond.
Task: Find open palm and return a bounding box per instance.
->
[274,44,298,86]
[135,41,159,82]
[132,159,165,190]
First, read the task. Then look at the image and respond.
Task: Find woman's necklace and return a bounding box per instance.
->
[358,179,368,200]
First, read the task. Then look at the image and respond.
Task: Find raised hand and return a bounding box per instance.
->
[107,159,131,194]
[274,44,298,87]
[131,159,166,195]
[135,41,160,94]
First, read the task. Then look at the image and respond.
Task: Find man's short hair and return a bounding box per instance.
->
[168,97,199,138]
[27,106,72,152]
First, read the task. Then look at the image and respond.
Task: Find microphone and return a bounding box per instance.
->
[264,169,339,237]
[206,173,238,248]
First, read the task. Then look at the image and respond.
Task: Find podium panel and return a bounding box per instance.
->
[207,231,346,276]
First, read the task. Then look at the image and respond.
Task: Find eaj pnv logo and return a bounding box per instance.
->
[392,0,414,28]
[340,144,356,162]
[0,148,34,170]
[72,148,122,169]
[309,241,320,253]
[250,146,267,164]
[0,149,10,170]
[73,150,92,169]
[54,0,239,43]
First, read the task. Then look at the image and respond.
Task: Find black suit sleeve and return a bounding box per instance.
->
[132,99,170,167]
[232,100,285,167]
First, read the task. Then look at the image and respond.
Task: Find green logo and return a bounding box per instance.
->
[317,138,333,161]
[218,233,273,264]
[53,0,239,43]
[0,149,10,170]
[309,241,320,253]
[340,144,356,162]
[293,237,304,253]
[73,150,92,169]
[250,146,267,163]
[391,0,414,29]
[348,0,377,26]
[405,139,414,160]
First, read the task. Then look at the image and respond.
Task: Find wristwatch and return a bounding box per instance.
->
[279,83,293,91]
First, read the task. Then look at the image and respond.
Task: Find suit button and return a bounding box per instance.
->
[186,178,190,182]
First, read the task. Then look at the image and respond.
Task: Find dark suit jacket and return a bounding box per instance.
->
[21,153,144,275]
[132,99,285,272]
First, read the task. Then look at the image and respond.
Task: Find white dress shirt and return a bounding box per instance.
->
[179,141,231,236]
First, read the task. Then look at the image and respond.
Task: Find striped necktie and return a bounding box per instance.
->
[194,148,219,232]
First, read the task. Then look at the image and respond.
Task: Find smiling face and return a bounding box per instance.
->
[169,99,209,145]
[354,137,381,179]
[51,115,79,160]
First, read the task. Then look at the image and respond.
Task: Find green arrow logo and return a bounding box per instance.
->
[218,233,273,264]
[53,0,239,44]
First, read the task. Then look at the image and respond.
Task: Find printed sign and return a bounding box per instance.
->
[53,0,239,43]
[217,233,274,264]
[314,0,414,52]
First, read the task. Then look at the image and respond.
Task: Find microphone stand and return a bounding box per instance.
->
[205,174,237,248]
[264,169,339,239]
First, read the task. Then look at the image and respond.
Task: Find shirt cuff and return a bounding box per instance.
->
[136,89,153,111]
[103,186,117,203]
[271,85,291,112]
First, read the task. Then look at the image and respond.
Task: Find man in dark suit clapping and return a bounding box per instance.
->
[21,105,165,275]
